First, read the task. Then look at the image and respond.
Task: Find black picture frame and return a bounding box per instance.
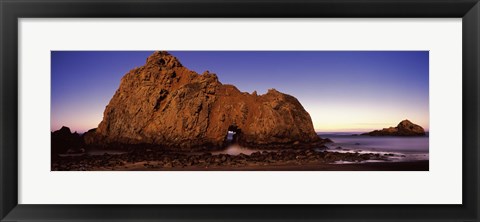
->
[1,0,479,221]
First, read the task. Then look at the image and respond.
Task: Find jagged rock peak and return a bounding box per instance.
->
[145,51,183,68]
[58,126,72,133]
[267,88,280,94]
[398,119,415,128]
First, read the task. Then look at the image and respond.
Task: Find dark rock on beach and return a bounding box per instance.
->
[51,126,84,155]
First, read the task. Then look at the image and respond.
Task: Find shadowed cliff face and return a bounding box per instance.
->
[85,51,322,150]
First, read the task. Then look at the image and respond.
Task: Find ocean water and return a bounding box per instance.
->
[213,132,429,162]
[319,133,429,162]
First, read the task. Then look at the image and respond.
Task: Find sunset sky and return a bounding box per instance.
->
[51,51,429,133]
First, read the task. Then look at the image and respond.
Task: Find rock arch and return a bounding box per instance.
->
[85,51,324,151]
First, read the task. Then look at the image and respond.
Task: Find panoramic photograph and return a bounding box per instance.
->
[51,51,429,171]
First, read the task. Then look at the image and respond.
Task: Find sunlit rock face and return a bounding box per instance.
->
[361,119,426,136]
[85,51,323,150]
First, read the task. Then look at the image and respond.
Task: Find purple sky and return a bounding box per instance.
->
[51,51,429,133]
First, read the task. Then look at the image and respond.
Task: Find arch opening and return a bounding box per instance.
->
[225,125,242,145]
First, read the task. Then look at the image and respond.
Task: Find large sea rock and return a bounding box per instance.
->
[85,51,324,150]
[361,120,426,136]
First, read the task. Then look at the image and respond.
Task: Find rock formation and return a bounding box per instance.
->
[84,51,324,151]
[52,126,84,155]
[361,120,426,136]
